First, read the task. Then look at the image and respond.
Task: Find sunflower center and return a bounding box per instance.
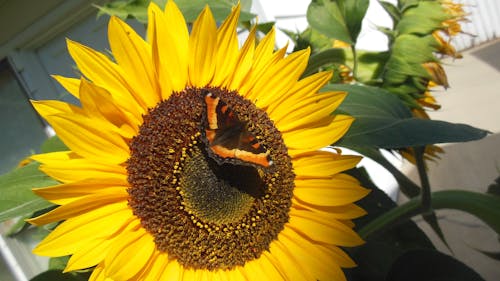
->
[127,87,294,270]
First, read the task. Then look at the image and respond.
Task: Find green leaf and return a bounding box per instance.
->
[379,0,401,25]
[346,146,421,198]
[487,176,500,196]
[307,0,353,44]
[0,162,56,222]
[307,0,369,44]
[96,0,255,24]
[41,136,68,153]
[339,0,369,43]
[49,256,70,270]
[30,270,90,281]
[356,50,389,83]
[386,249,485,281]
[302,48,347,77]
[175,0,255,23]
[95,0,151,23]
[326,84,489,148]
[4,215,31,236]
[255,22,275,34]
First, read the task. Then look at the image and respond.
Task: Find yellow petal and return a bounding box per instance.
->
[66,39,144,119]
[31,100,83,117]
[253,27,277,75]
[40,113,129,164]
[89,263,106,281]
[294,178,369,206]
[32,153,126,183]
[275,91,346,132]
[292,200,367,220]
[284,114,354,152]
[149,2,189,97]
[65,236,113,272]
[253,48,311,109]
[212,4,240,86]
[227,25,256,91]
[108,16,160,108]
[104,228,155,280]
[158,260,183,281]
[51,75,81,98]
[280,227,347,280]
[319,244,357,268]
[240,40,288,97]
[224,268,246,281]
[32,203,134,256]
[288,208,364,246]
[79,79,138,138]
[243,251,284,280]
[265,243,313,281]
[267,71,333,116]
[188,5,217,87]
[33,177,128,205]
[140,252,169,281]
[28,192,128,226]
[293,151,361,178]
[148,5,171,99]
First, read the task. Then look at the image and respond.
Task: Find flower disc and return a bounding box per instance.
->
[127,87,294,270]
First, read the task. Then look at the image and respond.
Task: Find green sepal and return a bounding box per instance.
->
[395,1,452,36]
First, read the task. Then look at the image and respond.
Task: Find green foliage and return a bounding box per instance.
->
[0,136,66,223]
[345,167,435,280]
[379,1,401,25]
[95,0,154,23]
[328,84,489,148]
[30,270,90,281]
[358,190,500,240]
[174,0,255,22]
[381,34,437,85]
[307,0,369,45]
[0,162,56,222]
[41,136,68,153]
[49,256,71,271]
[95,0,255,23]
[303,48,347,77]
[394,1,450,35]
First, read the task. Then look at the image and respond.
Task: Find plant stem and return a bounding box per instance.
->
[415,146,432,212]
[359,190,500,239]
[351,45,358,80]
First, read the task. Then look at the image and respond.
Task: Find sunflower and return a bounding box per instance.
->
[28,2,368,280]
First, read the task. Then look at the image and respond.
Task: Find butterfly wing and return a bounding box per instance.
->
[201,91,272,168]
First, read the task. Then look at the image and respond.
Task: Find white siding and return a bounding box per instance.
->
[440,0,500,50]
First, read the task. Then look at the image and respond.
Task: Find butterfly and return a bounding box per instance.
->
[200,90,273,169]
